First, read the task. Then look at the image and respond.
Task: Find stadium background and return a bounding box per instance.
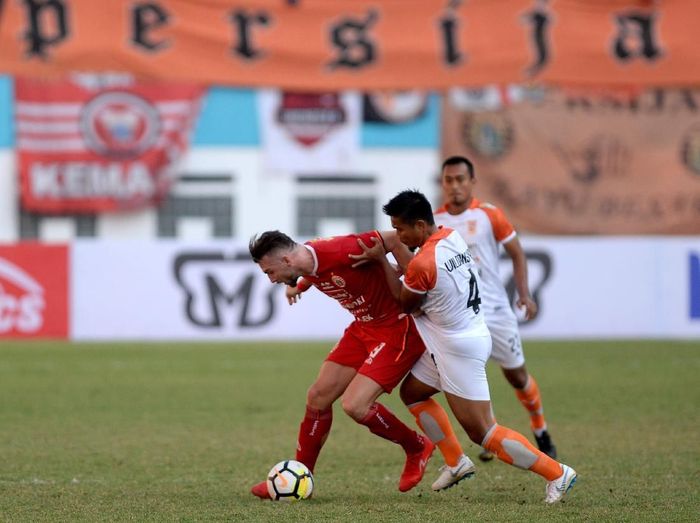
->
[0,2,698,521]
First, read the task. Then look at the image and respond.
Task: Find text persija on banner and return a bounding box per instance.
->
[16,75,203,214]
[0,1,698,90]
[441,87,700,235]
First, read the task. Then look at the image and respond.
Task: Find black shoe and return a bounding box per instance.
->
[535,430,557,459]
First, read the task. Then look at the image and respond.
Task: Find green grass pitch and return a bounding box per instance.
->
[0,340,698,522]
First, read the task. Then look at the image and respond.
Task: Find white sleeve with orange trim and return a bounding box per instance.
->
[480,202,516,244]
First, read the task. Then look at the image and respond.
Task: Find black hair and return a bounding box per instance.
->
[441,155,475,179]
[248,230,296,262]
[382,190,435,225]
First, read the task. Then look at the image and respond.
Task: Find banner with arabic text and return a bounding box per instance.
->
[442,87,700,234]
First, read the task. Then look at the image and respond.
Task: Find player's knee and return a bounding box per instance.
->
[503,366,528,389]
[306,383,334,410]
[399,377,427,405]
[340,394,369,422]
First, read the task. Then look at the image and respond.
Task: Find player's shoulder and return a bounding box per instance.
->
[478,201,501,212]
[408,245,435,272]
[434,204,449,216]
[476,201,512,224]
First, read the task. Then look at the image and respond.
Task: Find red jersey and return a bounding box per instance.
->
[303,232,403,326]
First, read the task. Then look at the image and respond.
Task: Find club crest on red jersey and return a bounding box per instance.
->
[331,275,346,288]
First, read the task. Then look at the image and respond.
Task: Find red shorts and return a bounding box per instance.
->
[325,315,426,392]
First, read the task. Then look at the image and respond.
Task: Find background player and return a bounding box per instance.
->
[435,155,557,461]
[355,190,577,504]
[247,230,434,498]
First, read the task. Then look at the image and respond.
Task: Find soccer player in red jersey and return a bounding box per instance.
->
[247,230,435,498]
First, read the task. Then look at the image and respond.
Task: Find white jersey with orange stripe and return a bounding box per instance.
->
[434,198,516,313]
[403,227,489,338]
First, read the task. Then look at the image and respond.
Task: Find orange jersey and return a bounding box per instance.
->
[434,198,516,311]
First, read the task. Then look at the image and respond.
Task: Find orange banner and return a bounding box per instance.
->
[0,1,698,90]
[442,87,700,234]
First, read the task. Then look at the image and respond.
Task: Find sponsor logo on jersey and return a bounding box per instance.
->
[365,342,385,365]
[331,274,346,288]
[444,251,472,273]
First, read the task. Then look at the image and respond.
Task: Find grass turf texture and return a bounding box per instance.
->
[0,340,698,522]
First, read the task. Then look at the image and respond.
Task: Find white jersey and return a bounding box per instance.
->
[434,198,516,313]
[403,227,489,337]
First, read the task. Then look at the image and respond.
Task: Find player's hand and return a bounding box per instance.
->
[516,296,538,321]
[348,237,386,268]
[285,285,304,305]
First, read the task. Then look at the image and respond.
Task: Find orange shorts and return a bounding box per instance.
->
[325,315,426,392]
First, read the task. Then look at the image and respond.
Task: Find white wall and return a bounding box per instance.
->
[69,237,700,340]
[0,150,17,242]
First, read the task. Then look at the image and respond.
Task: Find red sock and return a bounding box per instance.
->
[359,402,422,454]
[296,405,333,472]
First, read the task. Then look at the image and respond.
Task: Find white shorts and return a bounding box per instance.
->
[484,306,525,370]
[411,316,492,401]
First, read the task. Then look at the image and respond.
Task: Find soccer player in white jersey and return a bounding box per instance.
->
[355,190,576,504]
[434,155,557,463]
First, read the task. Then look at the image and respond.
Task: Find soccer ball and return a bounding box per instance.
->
[266,460,314,501]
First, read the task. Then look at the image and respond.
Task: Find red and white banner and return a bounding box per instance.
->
[258,90,361,173]
[16,75,204,214]
[0,244,69,338]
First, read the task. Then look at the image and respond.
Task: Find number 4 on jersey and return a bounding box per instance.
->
[467,268,481,314]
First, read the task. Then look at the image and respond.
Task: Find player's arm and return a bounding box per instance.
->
[399,285,425,314]
[286,277,311,305]
[378,230,414,273]
[348,230,413,273]
[503,236,537,320]
[348,234,404,300]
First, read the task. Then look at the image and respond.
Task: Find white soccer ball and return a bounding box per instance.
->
[266,459,314,501]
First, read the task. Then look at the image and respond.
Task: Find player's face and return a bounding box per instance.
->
[441,162,475,207]
[258,253,299,286]
[391,216,424,250]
